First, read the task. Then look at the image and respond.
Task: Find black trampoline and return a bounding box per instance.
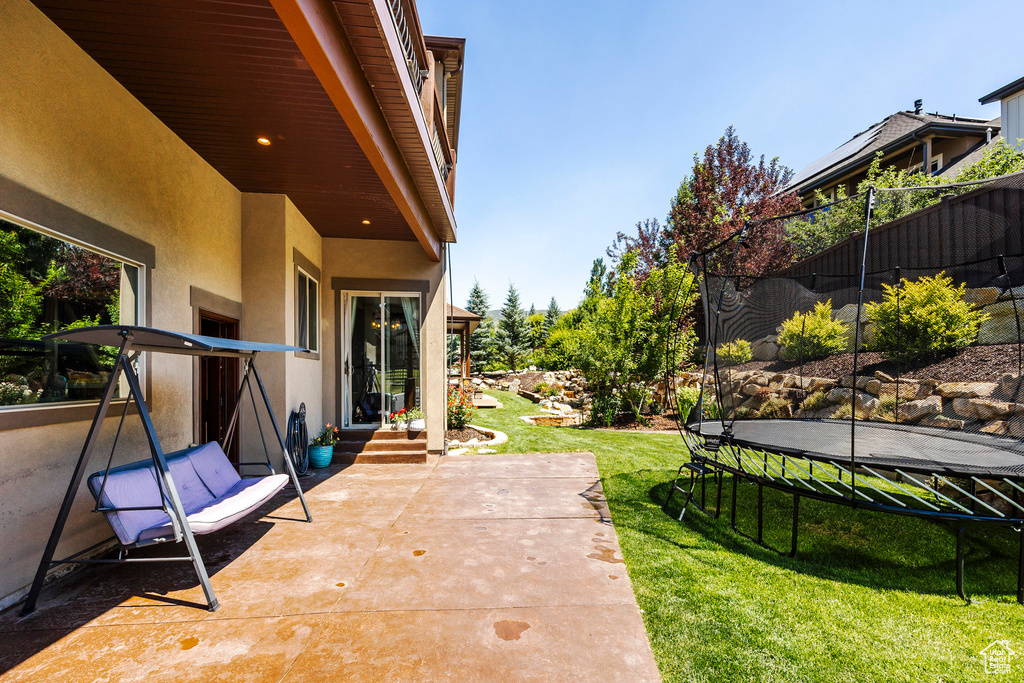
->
[662,174,1024,604]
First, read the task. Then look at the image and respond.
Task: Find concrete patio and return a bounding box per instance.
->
[0,452,660,682]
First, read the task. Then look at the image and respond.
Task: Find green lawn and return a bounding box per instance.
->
[471,390,1024,683]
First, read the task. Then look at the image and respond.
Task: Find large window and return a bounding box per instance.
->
[0,215,141,408]
[297,268,319,353]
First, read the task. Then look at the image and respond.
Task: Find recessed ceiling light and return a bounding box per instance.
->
[257,137,271,146]
[362,219,371,225]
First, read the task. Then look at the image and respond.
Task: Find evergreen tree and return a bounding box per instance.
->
[465,280,494,374]
[543,297,560,333]
[493,284,530,371]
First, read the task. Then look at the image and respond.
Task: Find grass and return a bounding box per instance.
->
[471,391,1024,682]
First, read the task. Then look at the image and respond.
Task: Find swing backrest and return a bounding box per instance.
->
[88,442,243,545]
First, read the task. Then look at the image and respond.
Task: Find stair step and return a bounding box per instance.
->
[335,439,424,453]
[333,450,427,465]
[336,429,427,442]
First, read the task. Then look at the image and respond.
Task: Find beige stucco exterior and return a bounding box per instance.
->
[0,0,450,609]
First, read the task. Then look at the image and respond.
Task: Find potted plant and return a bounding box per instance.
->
[404,406,426,432]
[308,423,339,468]
[389,408,408,430]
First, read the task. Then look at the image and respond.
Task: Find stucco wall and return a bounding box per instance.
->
[321,239,446,451]
[0,1,244,606]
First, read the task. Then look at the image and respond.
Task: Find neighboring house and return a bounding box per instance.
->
[782,100,1000,208]
[980,76,1024,150]
[0,0,464,608]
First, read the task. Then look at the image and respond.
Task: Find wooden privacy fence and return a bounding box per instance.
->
[779,174,1024,288]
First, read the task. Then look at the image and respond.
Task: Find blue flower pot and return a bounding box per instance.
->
[308,444,334,468]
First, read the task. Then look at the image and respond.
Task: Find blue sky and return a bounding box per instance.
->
[417,0,1023,313]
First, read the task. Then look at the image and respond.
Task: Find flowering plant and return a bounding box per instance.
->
[389,408,408,423]
[310,423,340,447]
[447,386,474,429]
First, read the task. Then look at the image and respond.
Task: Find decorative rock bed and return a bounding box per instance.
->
[446,424,508,449]
[673,368,1024,436]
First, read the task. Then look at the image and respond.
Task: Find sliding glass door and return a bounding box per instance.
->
[343,292,421,429]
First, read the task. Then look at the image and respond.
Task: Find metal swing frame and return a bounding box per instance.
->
[21,327,312,616]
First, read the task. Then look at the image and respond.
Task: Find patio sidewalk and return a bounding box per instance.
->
[0,452,660,682]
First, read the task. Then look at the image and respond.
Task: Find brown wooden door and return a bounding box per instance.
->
[199,311,240,463]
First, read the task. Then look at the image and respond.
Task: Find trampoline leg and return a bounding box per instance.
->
[756,484,764,545]
[714,470,723,520]
[1018,527,1024,606]
[730,475,739,533]
[789,494,800,558]
[956,524,970,604]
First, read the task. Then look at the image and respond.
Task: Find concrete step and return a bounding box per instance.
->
[333,449,427,465]
[335,438,425,453]
[336,429,427,443]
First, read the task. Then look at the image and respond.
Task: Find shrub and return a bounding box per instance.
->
[715,339,752,366]
[447,386,475,429]
[800,390,831,412]
[866,271,988,362]
[873,395,910,422]
[832,404,853,419]
[778,300,848,361]
[758,397,791,419]
[587,392,623,427]
[675,386,701,422]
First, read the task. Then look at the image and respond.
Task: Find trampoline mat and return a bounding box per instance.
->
[693,419,1024,478]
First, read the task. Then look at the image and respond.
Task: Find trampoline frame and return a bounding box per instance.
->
[663,185,1024,605]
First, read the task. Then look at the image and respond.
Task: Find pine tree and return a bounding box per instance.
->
[465,281,494,374]
[543,297,560,333]
[493,284,530,371]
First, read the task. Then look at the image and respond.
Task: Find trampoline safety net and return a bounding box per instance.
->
[672,171,1024,531]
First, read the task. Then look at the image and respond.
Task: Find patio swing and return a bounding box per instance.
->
[20,325,314,616]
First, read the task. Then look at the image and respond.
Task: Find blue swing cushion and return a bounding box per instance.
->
[87,442,289,546]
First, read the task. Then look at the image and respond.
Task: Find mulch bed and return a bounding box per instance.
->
[446,426,489,442]
[727,343,1023,384]
[514,371,546,393]
[601,413,682,432]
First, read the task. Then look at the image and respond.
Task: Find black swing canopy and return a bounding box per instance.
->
[21,325,314,616]
[664,172,1024,605]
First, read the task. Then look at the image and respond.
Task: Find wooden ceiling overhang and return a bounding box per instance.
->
[33,0,452,260]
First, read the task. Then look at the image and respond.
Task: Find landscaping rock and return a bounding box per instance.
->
[952,397,1017,420]
[750,335,779,361]
[896,395,942,423]
[920,415,965,430]
[874,371,895,383]
[997,285,1024,301]
[807,377,836,393]
[977,300,1024,345]
[1000,373,1024,399]
[827,387,878,412]
[965,287,1001,307]
[877,381,932,400]
[934,381,998,398]
[864,379,882,396]
[981,420,1009,435]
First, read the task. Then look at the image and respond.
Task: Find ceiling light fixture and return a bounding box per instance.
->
[257,136,271,146]
[362,219,371,225]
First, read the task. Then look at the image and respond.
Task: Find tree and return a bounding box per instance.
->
[527,311,546,349]
[493,284,530,371]
[666,126,802,275]
[0,229,44,339]
[606,218,668,279]
[543,297,561,333]
[465,280,494,374]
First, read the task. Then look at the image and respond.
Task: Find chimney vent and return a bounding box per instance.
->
[914,99,923,115]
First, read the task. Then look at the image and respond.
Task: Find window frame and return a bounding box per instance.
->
[293,248,321,360]
[0,177,154,431]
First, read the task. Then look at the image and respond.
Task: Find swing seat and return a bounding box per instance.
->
[88,442,289,547]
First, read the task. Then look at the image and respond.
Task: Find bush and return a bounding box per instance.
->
[800,390,831,412]
[715,339,752,366]
[866,271,988,362]
[587,392,623,427]
[778,300,848,360]
[446,386,475,429]
[758,396,791,419]
[675,386,700,422]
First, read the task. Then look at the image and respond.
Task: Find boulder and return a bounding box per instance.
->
[864,379,882,396]
[977,300,1024,345]
[896,395,942,423]
[981,421,1009,435]
[874,371,895,383]
[877,381,932,400]
[750,336,779,361]
[934,381,998,398]
[1000,373,1024,399]
[1009,417,1024,439]
[952,397,1017,420]
[919,415,965,430]
[826,387,878,412]
[807,377,836,393]
[964,287,1001,307]
[840,375,874,390]
[997,285,1024,302]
